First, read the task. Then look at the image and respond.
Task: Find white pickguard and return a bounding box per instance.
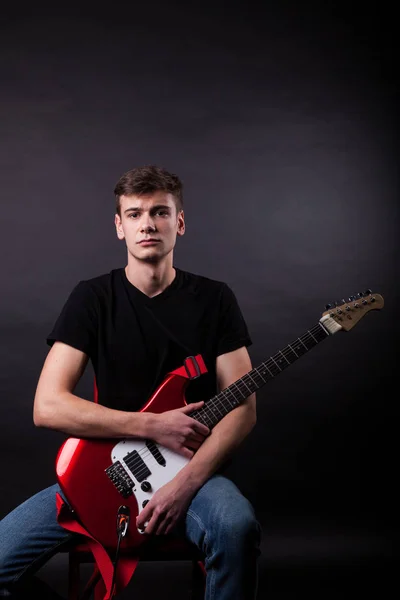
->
[111,439,189,517]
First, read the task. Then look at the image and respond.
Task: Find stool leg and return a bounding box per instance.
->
[190,560,206,600]
[80,566,102,600]
[68,552,81,600]
[68,553,103,600]
[94,577,106,600]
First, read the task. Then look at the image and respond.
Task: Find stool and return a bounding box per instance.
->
[66,537,206,600]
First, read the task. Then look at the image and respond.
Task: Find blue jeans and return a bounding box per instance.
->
[0,475,261,599]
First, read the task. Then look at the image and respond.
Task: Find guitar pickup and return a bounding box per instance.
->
[123,450,152,483]
[146,440,166,466]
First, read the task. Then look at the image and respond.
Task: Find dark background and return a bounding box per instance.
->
[0,2,397,597]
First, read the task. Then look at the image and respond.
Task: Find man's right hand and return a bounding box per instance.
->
[148,401,210,459]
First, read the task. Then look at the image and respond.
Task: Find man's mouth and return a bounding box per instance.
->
[138,239,160,245]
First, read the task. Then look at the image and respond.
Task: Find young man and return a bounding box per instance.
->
[0,165,261,599]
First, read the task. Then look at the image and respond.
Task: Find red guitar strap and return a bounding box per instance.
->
[56,354,207,600]
[56,492,137,599]
[171,354,207,380]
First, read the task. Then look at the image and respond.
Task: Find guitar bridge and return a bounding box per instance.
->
[105,461,134,498]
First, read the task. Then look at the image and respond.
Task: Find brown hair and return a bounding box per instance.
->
[114,165,183,216]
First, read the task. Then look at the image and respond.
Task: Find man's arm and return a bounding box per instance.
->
[33,341,209,447]
[136,345,257,535]
[33,341,152,438]
[177,345,257,490]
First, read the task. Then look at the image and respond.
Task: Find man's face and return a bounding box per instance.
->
[115,191,185,263]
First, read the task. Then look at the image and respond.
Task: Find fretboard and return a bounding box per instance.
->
[191,322,329,429]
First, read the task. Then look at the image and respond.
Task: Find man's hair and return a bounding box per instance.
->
[114,165,183,216]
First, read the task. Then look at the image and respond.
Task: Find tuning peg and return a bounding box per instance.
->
[363,289,372,295]
[325,303,333,310]
[348,296,355,301]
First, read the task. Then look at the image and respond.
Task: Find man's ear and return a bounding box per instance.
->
[177,210,185,237]
[115,213,125,240]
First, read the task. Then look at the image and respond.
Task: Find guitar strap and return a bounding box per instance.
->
[141,301,196,357]
[55,491,134,600]
[55,353,207,600]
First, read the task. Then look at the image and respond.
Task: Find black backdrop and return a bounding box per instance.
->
[0,2,397,596]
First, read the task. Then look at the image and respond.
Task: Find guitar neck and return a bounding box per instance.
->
[191,321,330,430]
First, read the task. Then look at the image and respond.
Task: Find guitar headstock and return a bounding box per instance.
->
[321,289,384,332]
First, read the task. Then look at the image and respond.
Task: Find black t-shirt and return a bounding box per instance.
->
[47,267,252,411]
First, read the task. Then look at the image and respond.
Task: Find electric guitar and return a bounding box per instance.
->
[55,290,384,550]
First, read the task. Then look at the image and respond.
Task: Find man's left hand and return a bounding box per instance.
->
[136,478,196,536]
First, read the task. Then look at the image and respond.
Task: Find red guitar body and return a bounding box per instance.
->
[56,370,192,551]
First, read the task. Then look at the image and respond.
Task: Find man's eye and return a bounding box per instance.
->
[156,210,168,216]
[128,213,139,218]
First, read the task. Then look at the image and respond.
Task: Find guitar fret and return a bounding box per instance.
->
[206,414,215,427]
[298,337,308,350]
[231,381,247,398]
[244,372,258,391]
[203,396,227,427]
[209,398,224,417]
[220,390,235,409]
[307,330,318,344]
[270,357,282,372]
[225,385,241,403]
[279,350,291,365]
[197,413,208,426]
[263,364,274,378]
[238,378,252,395]
[253,367,267,383]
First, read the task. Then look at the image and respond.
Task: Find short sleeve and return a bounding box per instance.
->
[216,283,252,356]
[46,281,98,356]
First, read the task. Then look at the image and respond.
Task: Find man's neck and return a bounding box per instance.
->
[124,259,176,298]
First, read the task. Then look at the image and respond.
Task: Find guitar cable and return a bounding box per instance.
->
[110,505,130,598]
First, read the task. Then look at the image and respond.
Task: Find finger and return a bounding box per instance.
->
[188,431,206,443]
[186,439,202,451]
[180,447,194,459]
[187,435,207,450]
[180,401,204,414]
[136,504,152,530]
[141,511,159,536]
[155,518,170,536]
[164,520,176,536]
[192,421,210,436]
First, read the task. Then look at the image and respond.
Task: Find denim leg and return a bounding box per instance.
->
[184,475,262,600]
[0,484,75,595]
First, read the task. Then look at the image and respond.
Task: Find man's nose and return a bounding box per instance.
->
[140,215,156,232]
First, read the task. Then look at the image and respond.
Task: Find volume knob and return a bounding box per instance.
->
[141,481,151,492]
